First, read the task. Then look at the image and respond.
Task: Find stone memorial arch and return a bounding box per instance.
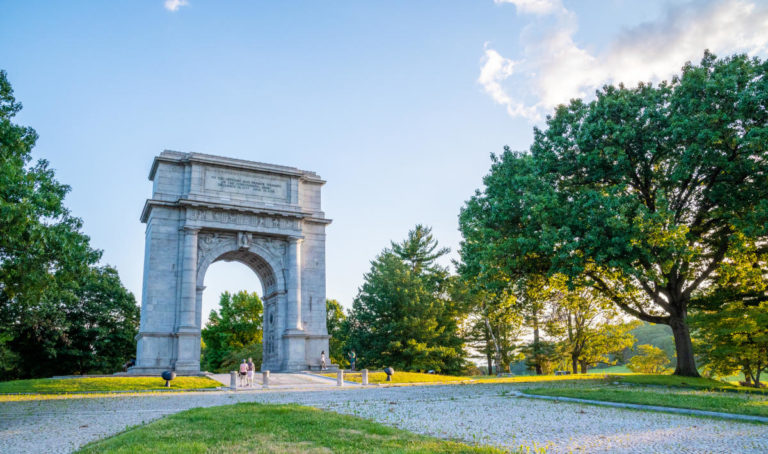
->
[130,151,331,374]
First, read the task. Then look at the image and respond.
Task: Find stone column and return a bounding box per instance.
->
[282,237,307,370]
[179,227,200,330]
[175,226,201,372]
[285,237,303,331]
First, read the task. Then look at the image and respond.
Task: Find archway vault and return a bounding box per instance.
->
[130,151,331,374]
[195,231,286,370]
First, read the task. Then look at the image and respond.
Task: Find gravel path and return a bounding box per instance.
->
[1,384,766,453]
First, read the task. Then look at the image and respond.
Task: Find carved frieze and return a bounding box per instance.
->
[253,237,287,260]
[197,232,235,269]
[187,208,300,231]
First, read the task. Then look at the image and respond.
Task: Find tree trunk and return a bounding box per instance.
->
[533,315,542,375]
[571,354,578,374]
[483,316,503,376]
[670,316,700,377]
[484,325,493,375]
[579,360,587,374]
[743,367,753,386]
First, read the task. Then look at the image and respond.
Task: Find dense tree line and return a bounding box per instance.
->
[0,71,138,379]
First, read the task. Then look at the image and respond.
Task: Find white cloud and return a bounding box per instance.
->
[481,0,768,121]
[494,0,564,16]
[164,0,189,12]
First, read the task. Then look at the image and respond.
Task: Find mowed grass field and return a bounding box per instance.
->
[0,376,221,394]
[328,371,474,384]
[523,386,768,418]
[325,371,635,385]
[326,371,619,385]
[325,370,764,391]
[76,403,507,454]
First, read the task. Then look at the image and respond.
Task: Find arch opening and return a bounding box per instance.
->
[196,245,284,371]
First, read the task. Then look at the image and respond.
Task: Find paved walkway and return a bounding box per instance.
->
[208,372,354,389]
[1,383,765,453]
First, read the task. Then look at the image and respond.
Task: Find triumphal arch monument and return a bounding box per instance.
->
[130,151,331,374]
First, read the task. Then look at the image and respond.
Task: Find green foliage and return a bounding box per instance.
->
[452,277,523,375]
[544,277,638,373]
[201,291,262,372]
[45,266,138,376]
[628,344,671,374]
[0,71,137,379]
[347,225,468,374]
[521,339,559,375]
[692,302,768,387]
[326,299,349,367]
[217,342,263,374]
[628,323,675,366]
[458,52,768,377]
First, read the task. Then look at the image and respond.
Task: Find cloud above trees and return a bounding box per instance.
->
[481,0,768,121]
[164,0,189,12]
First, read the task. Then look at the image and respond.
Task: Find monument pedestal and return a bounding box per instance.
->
[282,329,308,371]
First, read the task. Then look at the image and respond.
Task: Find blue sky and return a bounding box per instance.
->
[2,0,767,322]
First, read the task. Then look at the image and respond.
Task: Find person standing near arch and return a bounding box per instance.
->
[348,350,356,371]
[320,351,327,370]
[239,359,248,387]
[246,357,255,387]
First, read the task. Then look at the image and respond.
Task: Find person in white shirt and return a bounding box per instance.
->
[246,357,255,387]
[238,359,248,387]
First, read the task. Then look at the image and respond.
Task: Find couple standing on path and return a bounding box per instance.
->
[239,358,255,387]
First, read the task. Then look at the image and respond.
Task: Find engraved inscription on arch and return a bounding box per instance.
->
[204,168,289,202]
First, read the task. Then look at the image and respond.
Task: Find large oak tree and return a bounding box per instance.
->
[460,52,768,376]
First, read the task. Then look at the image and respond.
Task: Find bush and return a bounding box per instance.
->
[627,344,670,374]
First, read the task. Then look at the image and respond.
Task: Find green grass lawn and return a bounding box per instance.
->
[325,371,619,385]
[612,374,768,393]
[76,403,509,454]
[522,386,768,418]
[474,373,615,385]
[590,364,631,373]
[326,371,474,384]
[325,370,766,393]
[0,376,221,394]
